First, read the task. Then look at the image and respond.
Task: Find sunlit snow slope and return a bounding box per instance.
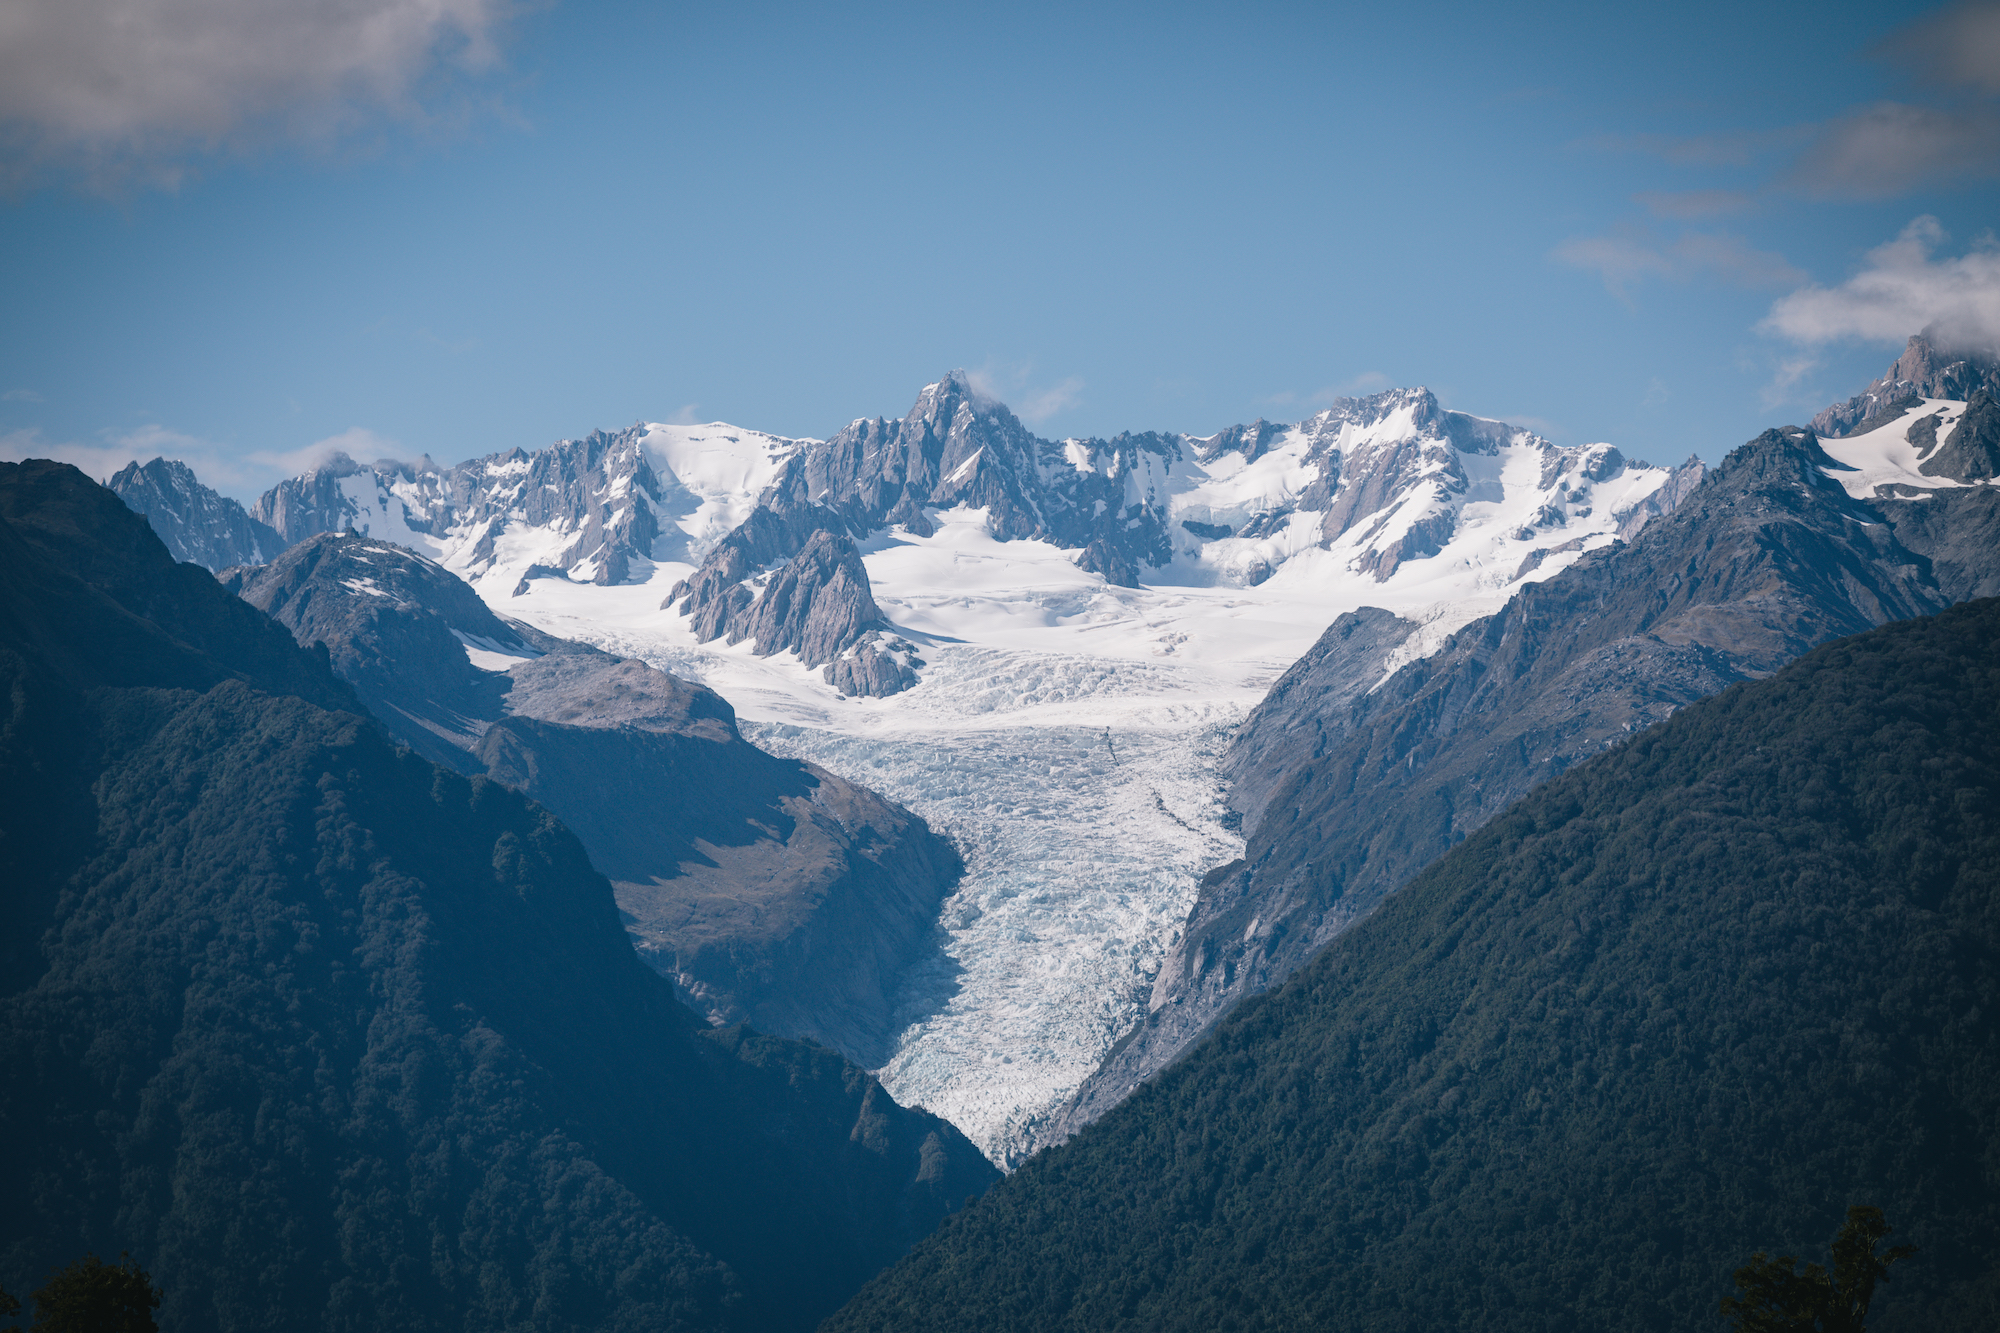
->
[291,393,1687,1165]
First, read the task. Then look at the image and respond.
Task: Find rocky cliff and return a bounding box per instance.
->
[232,532,964,1068]
[106,457,284,571]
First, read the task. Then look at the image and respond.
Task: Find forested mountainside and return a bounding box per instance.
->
[227,532,962,1067]
[0,461,996,1333]
[831,598,2000,1333]
[1062,408,2000,1133]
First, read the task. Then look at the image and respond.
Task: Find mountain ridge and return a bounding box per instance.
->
[1056,411,2000,1137]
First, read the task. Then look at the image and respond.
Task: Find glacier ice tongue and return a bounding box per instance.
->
[744,678,1240,1168]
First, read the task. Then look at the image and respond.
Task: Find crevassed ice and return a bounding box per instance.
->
[747,717,1237,1163]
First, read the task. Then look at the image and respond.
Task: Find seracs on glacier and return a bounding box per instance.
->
[251,387,1689,1166]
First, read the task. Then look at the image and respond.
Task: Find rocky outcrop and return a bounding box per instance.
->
[1920,387,2000,482]
[734,529,885,665]
[763,373,1180,568]
[1076,538,1139,588]
[1616,454,1708,538]
[1812,330,2000,438]
[1213,606,1418,833]
[661,511,914,695]
[233,532,963,1067]
[823,631,924,697]
[1055,423,2000,1139]
[106,457,283,571]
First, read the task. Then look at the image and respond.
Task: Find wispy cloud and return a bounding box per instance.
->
[965,363,1084,426]
[1784,102,2000,199]
[1876,0,2000,95]
[1632,189,1752,219]
[0,0,522,192]
[248,425,411,475]
[665,403,704,426]
[1554,228,1805,301]
[1758,355,1823,410]
[1,387,43,402]
[1579,125,1812,167]
[1260,372,1393,413]
[1759,215,2000,353]
[0,421,414,499]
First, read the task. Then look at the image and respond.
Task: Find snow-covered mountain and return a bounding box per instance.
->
[108,373,1699,1165]
[662,373,1695,695]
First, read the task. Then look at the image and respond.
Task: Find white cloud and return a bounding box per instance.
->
[1,388,43,402]
[1759,216,2000,353]
[249,425,408,474]
[0,0,517,189]
[1554,229,1805,300]
[1758,355,1823,410]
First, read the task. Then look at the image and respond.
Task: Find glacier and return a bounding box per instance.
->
[198,383,1709,1163]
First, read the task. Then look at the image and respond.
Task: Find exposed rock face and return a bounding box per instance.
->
[1921,387,2000,482]
[660,514,910,694]
[1812,330,2000,437]
[1213,606,1419,830]
[767,372,1180,564]
[233,533,963,1067]
[735,529,885,665]
[1055,424,2000,1138]
[823,631,924,697]
[1616,454,1708,538]
[249,428,665,586]
[106,457,283,571]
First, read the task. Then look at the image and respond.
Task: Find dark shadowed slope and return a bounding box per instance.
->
[0,460,997,1333]
[1063,423,2000,1131]
[228,531,963,1068]
[830,598,2000,1333]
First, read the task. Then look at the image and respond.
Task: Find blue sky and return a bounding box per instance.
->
[3,0,1998,500]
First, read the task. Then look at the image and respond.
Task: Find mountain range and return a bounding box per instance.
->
[1057,387,2000,1134]
[96,331,2000,1167]
[17,323,1999,1327]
